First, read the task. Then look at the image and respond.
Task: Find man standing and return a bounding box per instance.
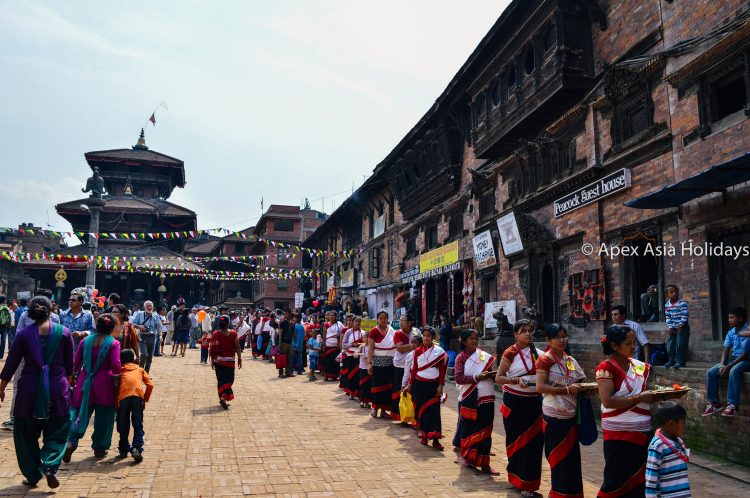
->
[59,292,95,353]
[611,305,651,362]
[132,300,165,373]
[664,285,689,369]
[189,307,200,349]
[0,296,11,359]
[11,298,28,346]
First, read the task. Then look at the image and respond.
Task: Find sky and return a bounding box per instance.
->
[0,0,511,237]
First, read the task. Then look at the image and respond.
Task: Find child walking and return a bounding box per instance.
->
[198,331,211,364]
[117,349,154,463]
[307,333,322,381]
[645,401,691,497]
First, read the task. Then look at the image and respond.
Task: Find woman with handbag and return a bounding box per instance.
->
[0,296,74,488]
[111,304,139,364]
[596,325,656,497]
[210,315,242,409]
[366,311,396,418]
[495,319,544,494]
[535,323,586,498]
[454,329,498,475]
[403,327,447,450]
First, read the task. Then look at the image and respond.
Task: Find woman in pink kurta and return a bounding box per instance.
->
[65,314,121,461]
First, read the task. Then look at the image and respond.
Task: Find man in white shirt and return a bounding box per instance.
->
[611,304,651,362]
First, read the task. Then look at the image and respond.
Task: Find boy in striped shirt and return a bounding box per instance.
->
[646,401,691,497]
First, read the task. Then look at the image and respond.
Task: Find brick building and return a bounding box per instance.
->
[250,205,326,310]
[307,0,750,464]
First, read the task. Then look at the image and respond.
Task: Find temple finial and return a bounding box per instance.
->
[133,128,148,150]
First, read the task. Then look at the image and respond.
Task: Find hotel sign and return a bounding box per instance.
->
[553,169,631,217]
[419,241,459,273]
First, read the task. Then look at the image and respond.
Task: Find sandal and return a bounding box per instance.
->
[480,466,500,476]
[22,479,38,488]
[219,399,229,409]
[370,408,378,417]
[379,411,390,419]
[44,468,60,488]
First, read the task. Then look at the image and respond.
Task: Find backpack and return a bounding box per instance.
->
[650,343,669,366]
[0,306,10,326]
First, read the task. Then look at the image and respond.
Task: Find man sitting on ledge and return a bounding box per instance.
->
[640,285,659,322]
[703,307,750,418]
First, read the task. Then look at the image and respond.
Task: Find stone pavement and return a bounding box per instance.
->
[1,352,749,497]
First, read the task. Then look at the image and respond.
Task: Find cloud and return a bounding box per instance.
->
[0,177,82,229]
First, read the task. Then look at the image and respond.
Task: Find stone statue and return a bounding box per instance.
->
[82,166,105,199]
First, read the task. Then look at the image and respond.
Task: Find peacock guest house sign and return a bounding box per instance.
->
[553,169,631,217]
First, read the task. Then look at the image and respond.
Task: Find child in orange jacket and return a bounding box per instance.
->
[117,349,154,462]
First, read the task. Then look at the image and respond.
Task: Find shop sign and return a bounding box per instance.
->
[340,269,355,288]
[553,168,631,217]
[294,292,304,309]
[420,240,459,273]
[400,265,420,284]
[484,300,516,329]
[496,212,523,256]
[472,230,496,270]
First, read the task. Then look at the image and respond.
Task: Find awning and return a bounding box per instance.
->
[625,153,750,209]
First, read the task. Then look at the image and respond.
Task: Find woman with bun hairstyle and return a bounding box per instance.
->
[66,313,121,462]
[495,319,545,495]
[535,323,586,498]
[596,324,656,498]
[366,311,396,418]
[0,296,74,488]
[454,328,497,473]
[210,315,242,409]
[403,326,448,450]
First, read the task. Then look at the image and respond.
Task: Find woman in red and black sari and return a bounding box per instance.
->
[321,311,343,381]
[454,329,497,474]
[341,316,365,400]
[535,323,586,498]
[495,319,544,496]
[210,315,242,409]
[366,311,396,418]
[338,315,352,392]
[596,325,655,498]
[404,327,447,450]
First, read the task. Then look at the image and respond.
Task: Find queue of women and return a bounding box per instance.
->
[288,309,664,498]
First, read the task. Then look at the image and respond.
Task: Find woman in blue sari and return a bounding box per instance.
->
[0,296,74,488]
[64,313,121,461]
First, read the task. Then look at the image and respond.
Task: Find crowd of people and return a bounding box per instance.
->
[3,282,750,496]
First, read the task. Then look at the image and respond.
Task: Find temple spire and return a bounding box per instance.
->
[133,128,148,150]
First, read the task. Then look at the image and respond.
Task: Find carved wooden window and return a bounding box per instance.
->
[524,44,535,75]
[478,189,496,219]
[543,25,556,53]
[448,208,464,239]
[492,78,503,106]
[368,246,381,279]
[388,196,395,226]
[276,279,289,291]
[613,89,653,147]
[405,235,417,258]
[708,64,747,122]
[387,238,396,269]
[274,219,294,232]
[425,224,439,251]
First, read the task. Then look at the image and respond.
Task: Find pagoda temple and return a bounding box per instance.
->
[22,130,214,306]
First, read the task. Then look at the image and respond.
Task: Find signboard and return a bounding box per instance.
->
[554,168,631,217]
[400,265,421,284]
[374,214,386,238]
[484,300,517,329]
[472,231,497,270]
[16,291,31,300]
[294,292,304,309]
[420,241,459,273]
[340,269,355,288]
[496,212,523,256]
